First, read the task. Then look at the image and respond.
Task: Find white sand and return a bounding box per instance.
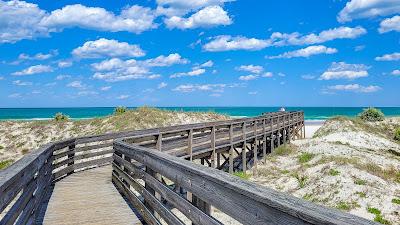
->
[304,120,324,138]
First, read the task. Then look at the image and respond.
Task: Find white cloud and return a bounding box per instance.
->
[391,70,400,76]
[143,53,189,67]
[91,53,186,82]
[117,95,130,100]
[0,1,157,43]
[8,93,22,98]
[328,84,381,93]
[268,45,337,59]
[375,52,400,61]
[170,68,205,78]
[0,76,4,80]
[248,91,257,95]
[12,65,53,76]
[203,35,271,52]
[164,5,232,29]
[100,86,111,91]
[320,62,369,80]
[18,50,58,61]
[355,45,365,51]
[236,65,263,74]
[239,74,258,81]
[337,0,400,23]
[379,15,400,33]
[203,26,365,52]
[0,0,48,43]
[41,4,157,34]
[270,26,366,46]
[13,80,32,86]
[195,60,214,68]
[156,0,231,17]
[157,82,168,89]
[301,74,316,80]
[67,81,85,89]
[72,38,145,58]
[262,72,273,77]
[172,83,242,93]
[56,74,71,80]
[58,60,73,68]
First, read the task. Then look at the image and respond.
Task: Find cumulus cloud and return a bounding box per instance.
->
[117,95,130,100]
[67,80,86,89]
[170,68,205,78]
[91,53,187,82]
[337,0,400,22]
[12,64,53,76]
[239,74,258,81]
[379,15,400,33]
[156,0,231,17]
[164,5,232,29]
[172,83,243,93]
[375,52,400,61]
[193,60,213,69]
[391,70,400,76]
[72,38,145,58]
[143,53,189,67]
[13,80,32,86]
[18,50,58,61]
[320,62,369,80]
[56,74,71,80]
[100,86,111,91]
[0,1,157,43]
[270,26,366,46]
[328,84,381,93]
[236,65,264,74]
[268,45,337,59]
[203,35,271,52]
[41,4,157,34]
[203,26,365,52]
[58,60,73,68]
[157,82,168,89]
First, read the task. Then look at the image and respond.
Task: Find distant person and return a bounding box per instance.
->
[279,107,286,112]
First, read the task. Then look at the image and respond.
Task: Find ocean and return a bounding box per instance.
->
[0,107,400,121]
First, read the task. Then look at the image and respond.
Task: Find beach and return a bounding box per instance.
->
[305,120,325,138]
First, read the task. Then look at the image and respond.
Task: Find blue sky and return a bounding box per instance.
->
[0,0,399,107]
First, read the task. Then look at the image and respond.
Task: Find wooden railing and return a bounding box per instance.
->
[1,111,294,224]
[0,111,377,225]
[113,141,377,225]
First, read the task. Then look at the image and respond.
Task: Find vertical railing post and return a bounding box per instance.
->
[242,122,247,173]
[188,129,193,161]
[67,141,75,176]
[229,124,234,174]
[262,119,267,162]
[211,126,216,168]
[271,118,275,153]
[253,120,258,176]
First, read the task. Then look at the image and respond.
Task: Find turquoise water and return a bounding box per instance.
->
[0,107,400,121]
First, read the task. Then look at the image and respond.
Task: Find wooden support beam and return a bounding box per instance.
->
[188,129,193,161]
[211,126,216,168]
[242,122,247,173]
[229,124,234,174]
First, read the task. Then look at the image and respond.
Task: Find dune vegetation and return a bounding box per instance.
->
[0,107,228,167]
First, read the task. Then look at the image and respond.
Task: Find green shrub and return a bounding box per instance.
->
[272,144,294,156]
[367,207,391,224]
[233,171,251,180]
[114,106,127,115]
[0,160,14,170]
[54,112,69,122]
[392,198,400,204]
[329,169,340,176]
[298,152,314,163]
[367,207,381,215]
[394,128,400,141]
[336,201,360,211]
[0,145,3,150]
[358,107,384,122]
[354,178,367,185]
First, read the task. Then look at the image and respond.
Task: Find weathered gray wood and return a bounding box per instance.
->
[114,141,377,225]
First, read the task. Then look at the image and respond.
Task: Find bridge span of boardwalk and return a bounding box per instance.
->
[0,111,379,225]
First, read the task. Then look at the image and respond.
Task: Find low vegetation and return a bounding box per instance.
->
[298,152,314,163]
[114,106,127,115]
[233,171,251,180]
[367,207,390,224]
[329,169,340,176]
[394,128,400,141]
[358,107,385,122]
[54,112,69,122]
[0,159,14,170]
[271,144,295,156]
[391,198,400,204]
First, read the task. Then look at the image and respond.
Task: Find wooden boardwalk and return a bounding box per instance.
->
[42,166,142,225]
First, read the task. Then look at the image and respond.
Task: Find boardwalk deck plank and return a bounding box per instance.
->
[43,166,142,225]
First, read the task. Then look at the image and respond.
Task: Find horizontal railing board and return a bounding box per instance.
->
[114,141,377,225]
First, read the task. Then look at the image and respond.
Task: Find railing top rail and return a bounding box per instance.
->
[115,140,377,225]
